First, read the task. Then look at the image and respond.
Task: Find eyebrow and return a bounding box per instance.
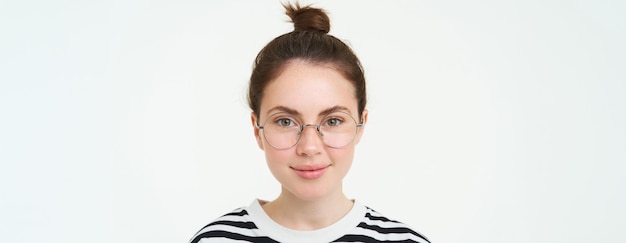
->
[266,105,352,118]
[266,106,301,116]
[318,105,352,117]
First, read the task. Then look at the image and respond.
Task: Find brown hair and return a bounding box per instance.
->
[247,2,367,120]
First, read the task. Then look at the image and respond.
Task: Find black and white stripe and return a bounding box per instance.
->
[332,208,430,243]
[190,206,429,243]
[190,209,277,243]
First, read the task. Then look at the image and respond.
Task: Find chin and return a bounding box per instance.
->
[284,180,340,201]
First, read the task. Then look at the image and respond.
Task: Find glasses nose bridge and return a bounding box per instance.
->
[300,123,322,136]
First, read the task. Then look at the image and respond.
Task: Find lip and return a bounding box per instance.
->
[291,164,331,180]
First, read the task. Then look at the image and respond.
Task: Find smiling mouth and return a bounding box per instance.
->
[290,164,331,179]
[291,164,331,171]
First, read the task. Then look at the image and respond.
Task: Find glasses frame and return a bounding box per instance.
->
[255,111,364,150]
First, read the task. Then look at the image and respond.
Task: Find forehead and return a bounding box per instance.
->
[260,60,358,118]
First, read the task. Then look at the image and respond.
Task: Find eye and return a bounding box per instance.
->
[325,117,343,126]
[276,118,296,127]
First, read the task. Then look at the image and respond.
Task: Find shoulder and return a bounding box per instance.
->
[334,206,431,243]
[188,207,276,243]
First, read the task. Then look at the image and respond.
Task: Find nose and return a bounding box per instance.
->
[296,124,323,155]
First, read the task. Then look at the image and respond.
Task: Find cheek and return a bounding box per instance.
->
[263,149,295,181]
[264,148,291,166]
[328,147,356,166]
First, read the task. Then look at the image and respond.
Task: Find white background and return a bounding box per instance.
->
[1,0,624,242]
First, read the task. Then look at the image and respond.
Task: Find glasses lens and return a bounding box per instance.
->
[319,112,358,148]
[262,113,301,149]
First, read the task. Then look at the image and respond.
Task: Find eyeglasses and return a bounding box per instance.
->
[256,111,363,150]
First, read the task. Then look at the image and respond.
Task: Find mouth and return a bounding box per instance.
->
[290,164,331,180]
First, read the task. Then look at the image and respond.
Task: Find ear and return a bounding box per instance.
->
[354,109,368,144]
[251,112,265,150]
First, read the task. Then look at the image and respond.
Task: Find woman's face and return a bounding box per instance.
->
[252,60,367,201]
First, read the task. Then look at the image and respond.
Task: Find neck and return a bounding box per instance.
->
[262,187,354,230]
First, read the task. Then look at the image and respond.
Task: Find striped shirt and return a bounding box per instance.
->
[190,200,429,243]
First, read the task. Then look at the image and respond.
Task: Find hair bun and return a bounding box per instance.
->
[284,3,330,34]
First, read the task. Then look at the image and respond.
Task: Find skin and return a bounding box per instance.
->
[251,59,368,230]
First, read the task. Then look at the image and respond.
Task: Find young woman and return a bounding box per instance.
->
[190,3,429,243]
